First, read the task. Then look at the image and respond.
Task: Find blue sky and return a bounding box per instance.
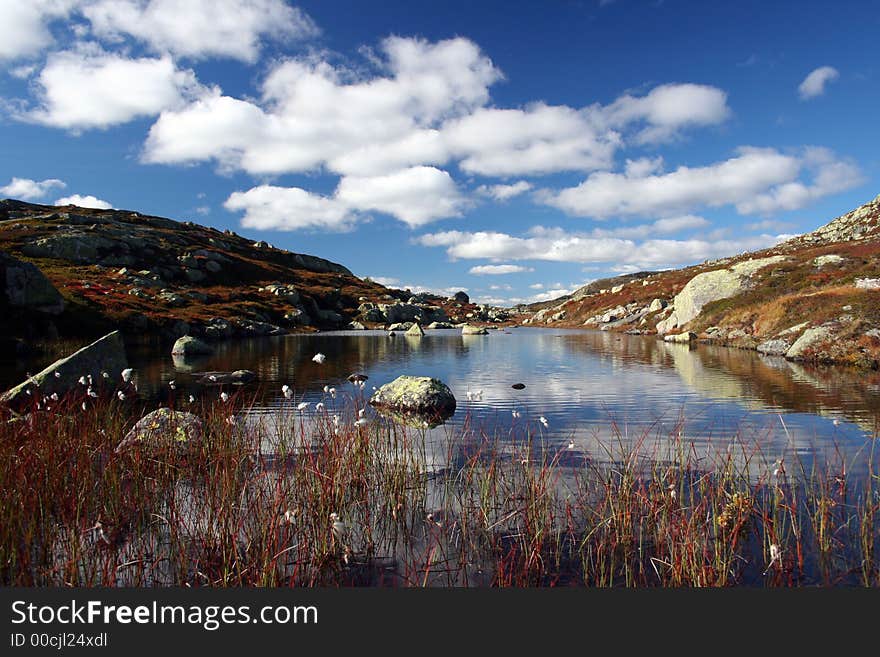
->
[1,0,877,305]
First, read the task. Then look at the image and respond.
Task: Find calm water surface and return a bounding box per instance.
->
[116,327,880,479]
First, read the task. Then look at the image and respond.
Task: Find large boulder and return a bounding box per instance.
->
[452,291,470,304]
[380,303,422,324]
[369,375,456,421]
[1,330,128,405]
[171,336,213,357]
[116,408,204,453]
[461,325,489,335]
[21,233,115,264]
[656,256,785,334]
[1,251,64,314]
[405,323,424,337]
[785,325,835,360]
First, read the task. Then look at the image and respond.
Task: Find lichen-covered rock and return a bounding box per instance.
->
[757,339,791,356]
[1,251,64,314]
[427,321,453,329]
[405,323,424,337]
[171,335,213,357]
[656,256,785,334]
[369,375,456,419]
[813,254,846,268]
[461,325,489,335]
[649,298,667,312]
[116,408,203,452]
[785,326,835,359]
[1,330,128,405]
[855,278,880,290]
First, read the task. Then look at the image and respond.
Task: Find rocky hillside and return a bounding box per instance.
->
[521,193,880,369]
[0,199,499,350]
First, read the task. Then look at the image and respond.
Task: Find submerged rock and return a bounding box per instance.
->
[198,369,256,385]
[116,408,203,452]
[171,335,213,357]
[369,375,456,420]
[1,330,127,406]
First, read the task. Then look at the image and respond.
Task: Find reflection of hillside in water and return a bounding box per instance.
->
[556,331,880,436]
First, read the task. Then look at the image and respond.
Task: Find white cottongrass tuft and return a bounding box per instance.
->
[121,368,133,383]
[220,392,230,402]
[312,353,326,364]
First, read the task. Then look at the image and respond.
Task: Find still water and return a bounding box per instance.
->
[123,327,880,479]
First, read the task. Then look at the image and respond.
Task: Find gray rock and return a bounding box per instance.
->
[461,325,489,335]
[656,256,785,334]
[362,307,386,322]
[813,254,846,268]
[116,408,203,453]
[184,268,207,283]
[314,309,345,326]
[649,298,667,312]
[282,308,310,326]
[1,330,128,405]
[369,375,456,419]
[1,251,64,314]
[756,339,791,356]
[204,318,234,339]
[663,332,697,344]
[158,291,186,307]
[452,291,470,304]
[785,326,834,359]
[171,336,213,357]
[347,321,366,330]
[388,322,414,331]
[427,321,453,329]
[380,302,422,324]
[406,323,425,337]
[204,260,222,273]
[855,278,880,290]
[21,233,114,263]
[198,370,256,385]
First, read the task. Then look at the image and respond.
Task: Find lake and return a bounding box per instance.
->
[114,327,880,480]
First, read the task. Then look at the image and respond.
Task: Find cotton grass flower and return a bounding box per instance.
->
[188,395,195,404]
[116,391,126,401]
[539,416,549,428]
[78,376,88,386]
[282,384,293,399]
[121,368,133,383]
[312,353,326,364]
[297,402,309,412]
[220,392,230,403]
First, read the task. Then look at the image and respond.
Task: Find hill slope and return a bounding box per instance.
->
[0,200,484,348]
[520,194,880,368]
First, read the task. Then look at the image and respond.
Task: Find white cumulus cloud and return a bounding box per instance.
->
[225,166,467,230]
[798,66,839,100]
[475,181,533,201]
[81,0,318,62]
[1,177,66,200]
[26,45,202,130]
[468,264,534,275]
[0,0,78,61]
[417,226,785,270]
[144,36,501,176]
[539,147,858,219]
[55,193,112,208]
